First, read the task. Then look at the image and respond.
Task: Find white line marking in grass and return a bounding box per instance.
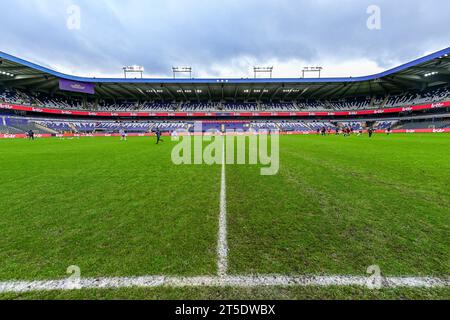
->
[217,140,228,276]
[0,275,447,294]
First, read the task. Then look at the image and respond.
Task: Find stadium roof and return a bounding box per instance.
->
[0,47,449,101]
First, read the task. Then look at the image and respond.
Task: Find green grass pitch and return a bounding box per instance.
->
[0,134,448,299]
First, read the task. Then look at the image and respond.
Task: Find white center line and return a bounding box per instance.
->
[217,140,228,276]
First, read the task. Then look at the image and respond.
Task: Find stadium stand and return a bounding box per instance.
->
[181,102,221,112]
[0,116,23,134]
[141,102,179,111]
[383,86,450,108]
[1,86,448,112]
[328,97,372,110]
[395,119,450,130]
[250,121,279,131]
[0,48,449,139]
[261,102,298,111]
[375,121,398,129]
[276,121,334,131]
[296,100,330,110]
[221,102,259,112]
[4,117,55,134]
[34,118,188,133]
[0,88,32,105]
[1,115,448,136]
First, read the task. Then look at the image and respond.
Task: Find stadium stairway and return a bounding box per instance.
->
[34,122,59,134]
[369,96,375,109]
[0,125,23,134]
[373,95,389,109]
[8,120,55,134]
[68,122,79,133]
[257,101,262,111]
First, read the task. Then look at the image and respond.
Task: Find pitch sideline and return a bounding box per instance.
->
[0,275,448,294]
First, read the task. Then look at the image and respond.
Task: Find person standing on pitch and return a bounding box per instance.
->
[155,128,163,144]
[119,128,127,141]
[368,127,374,138]
[28,129,35,140]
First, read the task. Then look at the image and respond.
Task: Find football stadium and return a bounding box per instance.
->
[0,45,449,301]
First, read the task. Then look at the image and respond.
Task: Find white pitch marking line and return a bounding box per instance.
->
[0,275,447,294]
[217,140,228,276]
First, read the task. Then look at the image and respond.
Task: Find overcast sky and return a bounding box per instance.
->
[0,0,448,79]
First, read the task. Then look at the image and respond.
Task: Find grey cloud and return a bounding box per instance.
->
[0,0,448,77]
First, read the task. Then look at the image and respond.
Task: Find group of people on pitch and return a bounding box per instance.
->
[119,128,163,144]
[318,126,390,138]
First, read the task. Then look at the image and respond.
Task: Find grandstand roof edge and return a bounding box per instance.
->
[0,47,449,85]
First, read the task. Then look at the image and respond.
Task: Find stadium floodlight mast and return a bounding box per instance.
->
[424,71,438,77]
[0,71,14,77]
[302,66,323,78]
[122,65,144,79]
[254,66,273,79]
[172,67,192,79]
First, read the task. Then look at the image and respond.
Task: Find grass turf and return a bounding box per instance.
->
[227,134,449,276]
[0,134,448,299]
[0,137,221,280]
